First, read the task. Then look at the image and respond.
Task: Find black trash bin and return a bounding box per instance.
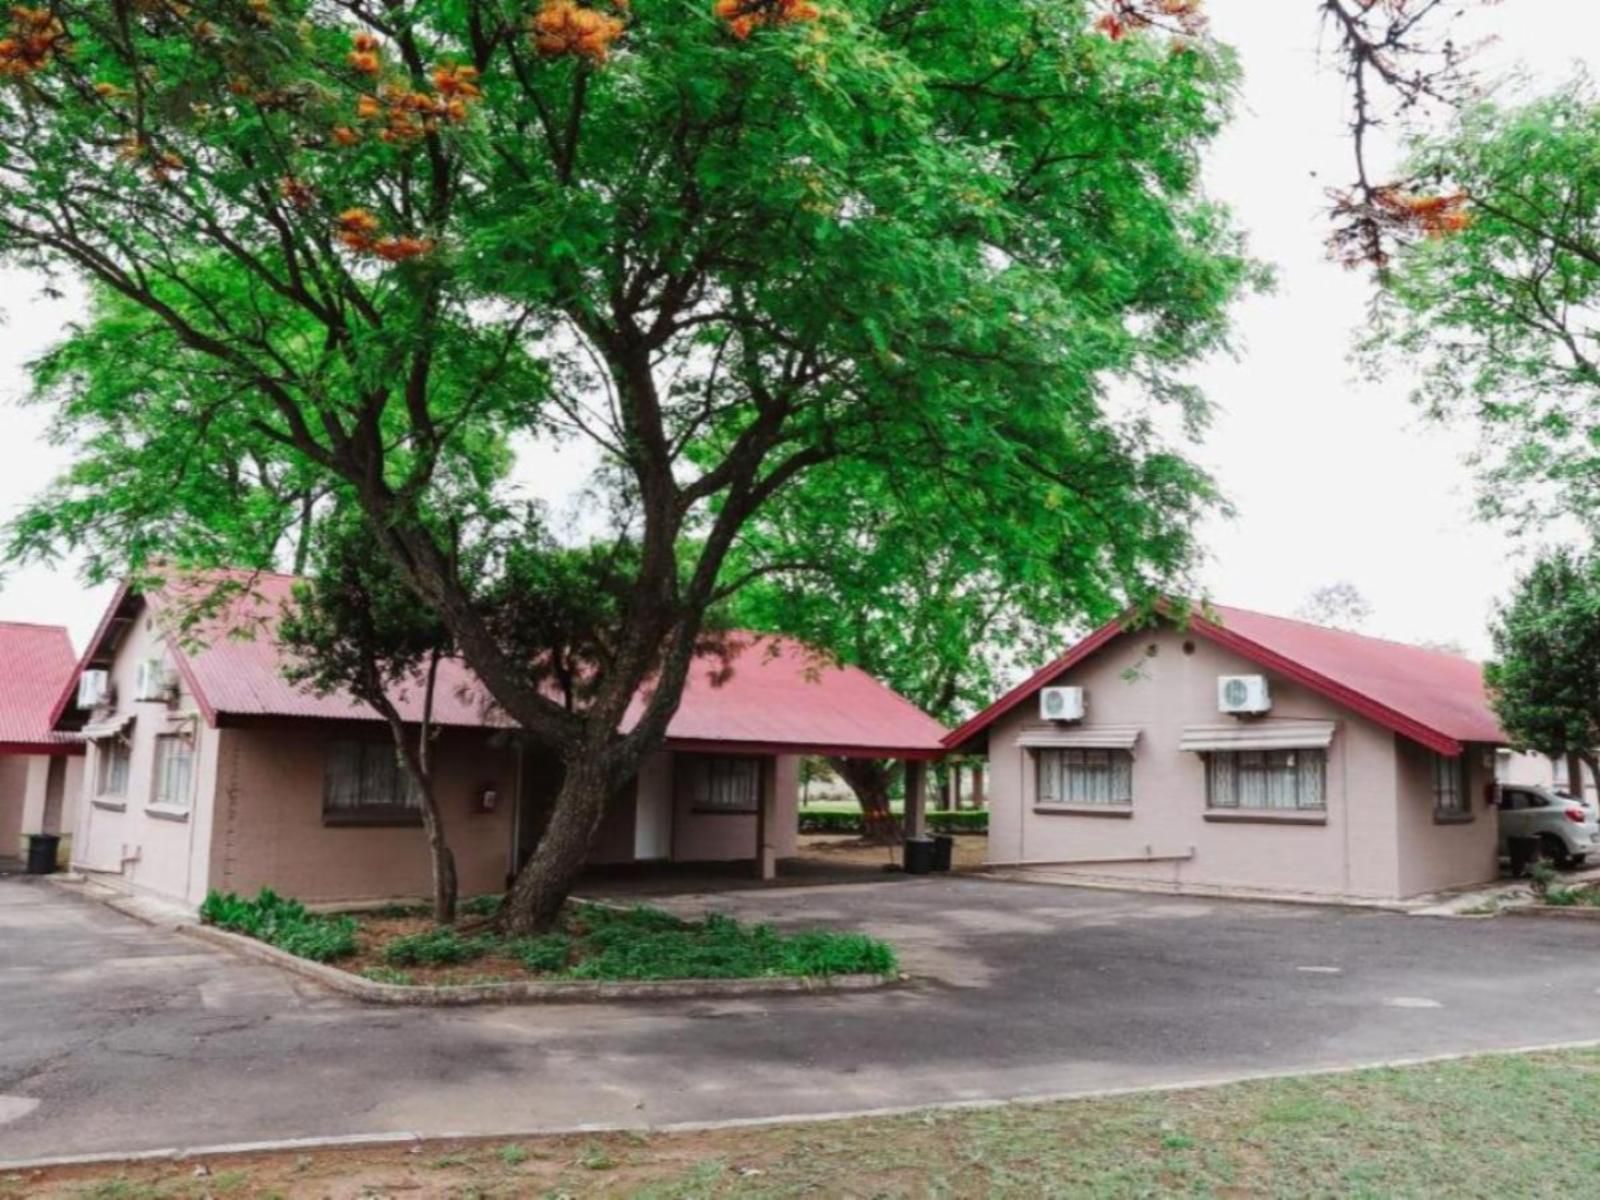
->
[26,833,60,875]
[904,837,936,875]
[931,835,954,872]
[1508,835,1539,878]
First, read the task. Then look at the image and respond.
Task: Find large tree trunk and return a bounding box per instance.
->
[502,749,615,935]
[831,757,902,844]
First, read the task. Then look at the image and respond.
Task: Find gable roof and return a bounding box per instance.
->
[60,572,948,759]
[944,604,1504,758]
[0,622,82,755]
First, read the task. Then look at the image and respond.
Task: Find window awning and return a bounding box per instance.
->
[1179,720,1336,753]
[1019,726,1141,752]
[80,715,134,741]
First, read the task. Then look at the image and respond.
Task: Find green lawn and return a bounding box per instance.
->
[798,798,903,815]
[20,1048,1600,1198]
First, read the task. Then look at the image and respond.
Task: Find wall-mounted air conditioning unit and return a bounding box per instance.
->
[1039,686,1086,723]
[1218,675,1271,715]
[77,669,111,710]
[134,658,179,703]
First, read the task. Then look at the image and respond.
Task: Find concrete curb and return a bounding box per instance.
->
[7,1036,1600,1175]
[1503,904,1600,921]
[179,923,899,1006]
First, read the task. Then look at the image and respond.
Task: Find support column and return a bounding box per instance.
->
[971,764,985,808]
[18,755,51,839]
[755,756,779,881]
[904,759,928,842]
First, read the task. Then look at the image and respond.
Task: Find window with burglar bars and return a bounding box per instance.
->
[679,755,761,814]
[1206,749,1326,811]
[1036,748,1133,807]
[152,734,195,809]
[96,739,130,797]
[323,740,422,821]
[1432,752,1470,819]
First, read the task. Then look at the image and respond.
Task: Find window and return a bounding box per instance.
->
[1036,748,1133,807]
[323,740,421,822]
[1432,752,1470,820]
[152,735,195,810]
[96,739,131,797]
[679,755,761,814]
[1207,749,1325,811]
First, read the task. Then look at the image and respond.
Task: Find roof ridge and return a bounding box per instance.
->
[1211,604,1480,665]
[0,619,72,633]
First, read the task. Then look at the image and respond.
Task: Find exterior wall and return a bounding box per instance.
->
[0,756,27,859]
[984,626,1414,900]
[209,724,517,904]
[1393,738,1500,897]
[670,752,799,863]
[71,609,220,906]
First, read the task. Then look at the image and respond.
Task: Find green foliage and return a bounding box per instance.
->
[360,966,417,986]
[1364,79,1600,529]
[200,889,357,962]
[382,927,493,967]
[563,904,896,980]
[461,894,504,919]
[799,809,986,835]
[1529,861,1560,898]
[1486,548,1600,773]
[509,933,575,973]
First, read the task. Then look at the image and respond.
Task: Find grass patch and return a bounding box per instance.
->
[32,1049,1600,1198]
[206,893,895,986]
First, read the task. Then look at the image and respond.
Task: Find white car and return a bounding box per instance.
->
[1497,785,1600,868]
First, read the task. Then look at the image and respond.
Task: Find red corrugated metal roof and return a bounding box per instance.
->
[945,604,1505,757]
[76,572,947,757]
[0,622,82,754]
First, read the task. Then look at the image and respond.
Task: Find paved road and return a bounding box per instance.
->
[6,874,1600,1162]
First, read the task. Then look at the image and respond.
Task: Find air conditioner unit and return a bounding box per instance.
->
[1039,686,1086,723]
[77,669,111,710]
[134,658,178,703]
[1218,674,1271,715]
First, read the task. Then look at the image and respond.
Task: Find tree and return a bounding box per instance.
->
[1362,81,1600,529]
[1486,547,1600,796]
[726,424,1220,840]
[279,514,463,924]
[1296,582,1373,632]
[0,0,1256,933]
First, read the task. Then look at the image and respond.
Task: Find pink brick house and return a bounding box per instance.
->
[56,573,946,909]
[0,622,84,866]
[946,607,1512,902]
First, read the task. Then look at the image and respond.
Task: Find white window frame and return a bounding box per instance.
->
[1206,749,1326,812]
[1035,747,1133,808]
[151,733,196,811]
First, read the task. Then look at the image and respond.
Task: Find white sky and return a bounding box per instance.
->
[0,0,1595,659]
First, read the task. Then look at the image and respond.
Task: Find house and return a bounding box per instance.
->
[56,573,947,909]
[0,622,85,867]
[944,606,1511,902]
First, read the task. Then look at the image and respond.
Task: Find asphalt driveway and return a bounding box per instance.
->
[6,874,1600,1163]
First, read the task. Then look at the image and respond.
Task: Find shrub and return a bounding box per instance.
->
[797,809,988,835]
[509,932,574,973]
[382,926,492,967]
[1529,861,1559,898]
[361,966,416,986]
[461,893,504,918]
[199,888,356,962]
